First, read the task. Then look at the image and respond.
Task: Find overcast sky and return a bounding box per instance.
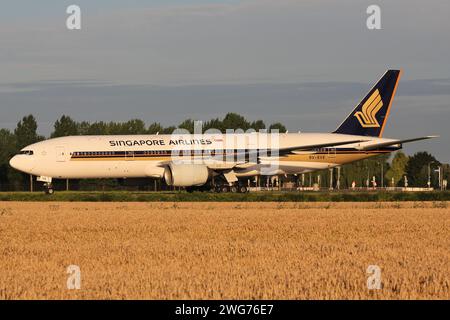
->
[0,0,449,161]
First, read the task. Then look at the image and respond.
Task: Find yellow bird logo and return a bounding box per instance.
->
[354,89,383,128]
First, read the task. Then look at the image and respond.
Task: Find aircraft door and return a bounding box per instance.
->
[56,146,66,162]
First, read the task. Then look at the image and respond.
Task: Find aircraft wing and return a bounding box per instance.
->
[358,136,438,151]
[158,139,368,170]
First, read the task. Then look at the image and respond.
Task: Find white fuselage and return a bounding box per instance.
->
[9,132,397,180]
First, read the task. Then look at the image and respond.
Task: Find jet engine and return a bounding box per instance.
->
[164,163,210,187]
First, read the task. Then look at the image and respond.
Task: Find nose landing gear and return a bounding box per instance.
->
[37,176,54,195]
[44,183,54,195]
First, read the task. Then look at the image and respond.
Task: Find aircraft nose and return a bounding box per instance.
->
[9,155,35,173]
[9,156,19,170]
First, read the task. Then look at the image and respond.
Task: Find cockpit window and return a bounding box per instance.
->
[18,150,34,155]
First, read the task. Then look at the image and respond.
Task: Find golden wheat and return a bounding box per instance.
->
[0,201,448,299]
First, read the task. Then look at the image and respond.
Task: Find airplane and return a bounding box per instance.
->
[9,70,437,194]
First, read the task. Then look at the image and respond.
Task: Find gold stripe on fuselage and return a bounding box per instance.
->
[279,151,389,165]
[71,157,172,161]
[70,151,389,165]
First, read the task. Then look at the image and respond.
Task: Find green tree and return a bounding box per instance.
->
[85,121,108,135]
[221,113,251,132]
[120,119,147,134]
[405,151,440,187]
[443,164,450,181]
[268,122,287,133]
[14,115,43,149]
[147,122,165,134]
[51,115,79,138]
[0,129,18,190]
[250,120,266,131]
[203,118,223,133]
[385,151,409,187]
[178,119,195,133]
[339,154,390,188]
[162,126,177,134]
[77,121,91,135]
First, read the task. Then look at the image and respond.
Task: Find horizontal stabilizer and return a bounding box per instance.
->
[358,136,438,151]
[244,139,369,157]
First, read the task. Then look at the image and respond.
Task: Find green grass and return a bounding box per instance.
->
[0,191,450,202]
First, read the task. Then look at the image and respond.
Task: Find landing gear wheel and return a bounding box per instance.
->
[238,185,248,193]
[44,183,54,195]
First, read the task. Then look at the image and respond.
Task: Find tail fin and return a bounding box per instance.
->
[334,69,402,137]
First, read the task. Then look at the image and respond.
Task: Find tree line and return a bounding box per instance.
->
[50,113,287,137]
[0,114,447,191]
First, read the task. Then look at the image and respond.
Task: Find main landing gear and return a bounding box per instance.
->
[185,183,248,193]
[210,171,248,193]
[213,183,248,193]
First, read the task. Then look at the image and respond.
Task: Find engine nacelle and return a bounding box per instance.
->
[164,163,209,187]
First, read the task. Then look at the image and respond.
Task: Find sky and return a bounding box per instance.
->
[0,0,449,161]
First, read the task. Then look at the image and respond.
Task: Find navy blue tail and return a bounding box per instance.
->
[334,70,402,137]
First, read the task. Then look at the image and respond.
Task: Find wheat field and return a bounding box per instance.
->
[0,201,448,299]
